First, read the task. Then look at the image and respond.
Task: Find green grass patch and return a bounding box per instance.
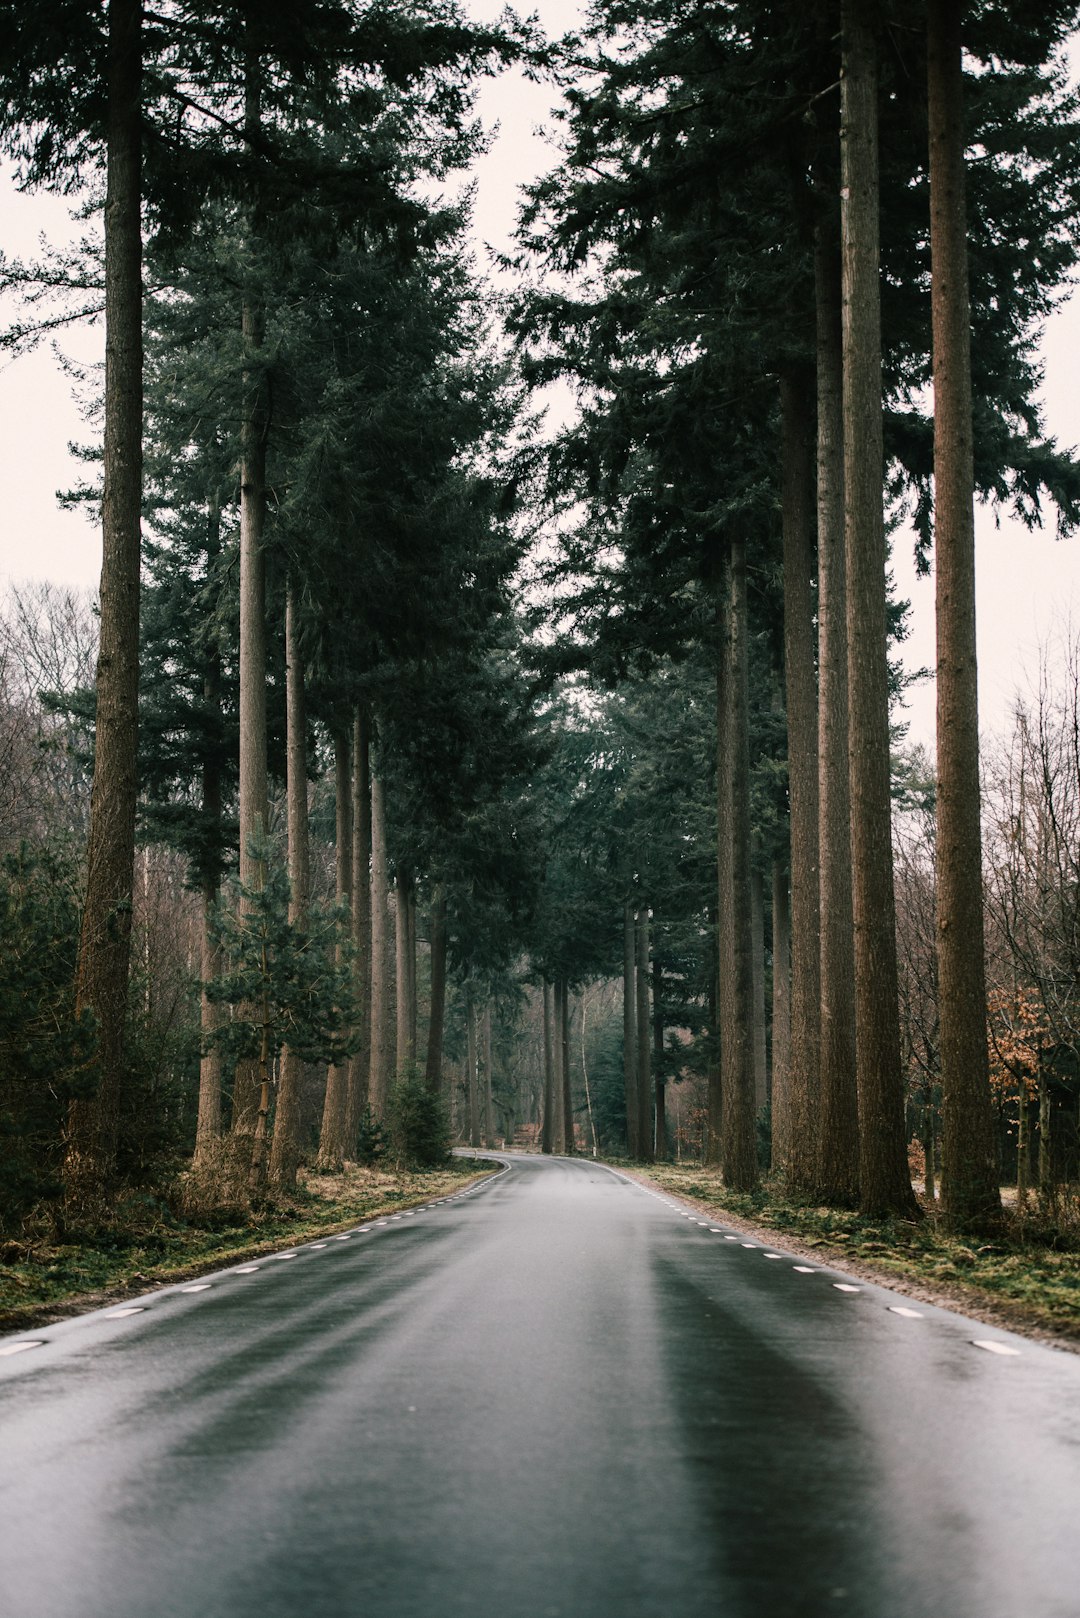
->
[621,1161,1080,1342]
[0,1157,494,1332]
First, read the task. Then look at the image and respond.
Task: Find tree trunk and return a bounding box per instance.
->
[483,1002,495,1146]
[344,709,371,1147]
[194,618,224,1167]
[770,860,792,1162]
[623,900,639,1157]
[751,862,768,1120]
[467,994,480,1148]
[780,369,821,1191]
[425,884,448,1094]
[65,0,143,1207]
[551,977,566,1153]
[653,956,667,1161]
[841,1,921,1218]
[718,541,759,1191]
[1037,1073,1052,1206]
[815,180,860,1206]
[317,727,353,1168]
[928,0,1001,1228]
[230,57,269,1139]
[635,912,653,1161]
[368,772,391,1121]
[269,579,309,1188]
[395,869,416,1078]
[541,980,555,1155]
[560,980,574,1155]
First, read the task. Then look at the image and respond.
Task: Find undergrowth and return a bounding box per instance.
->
[626,1161,1080,1341]
[0,1157,494,1332]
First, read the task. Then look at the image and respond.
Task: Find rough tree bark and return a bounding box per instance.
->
[717,541,759,1191]
[269,579,309,1188]
[483,1002,495,1146]
[541,980,555,1155]
[780,369,821,1192]
[467,993,480,1148]
[344,709,371,1146]
[815,178,860,1206]
[653,956,667,1160]
[368,773,391,1121]
[841,0,922,1218]
[194,522,224,1167]
[317,727,353,1168]
[424,884,448,1094]
[230,55,269,1139]
[751,862,768,1118]
[65,0,143,1206]
[771,861,792,1154]
[623,900,640,1157]
[635,912,653,1162]
[560,980,574,1155]
[395,869,416,1078]
[928,0,1001,1226]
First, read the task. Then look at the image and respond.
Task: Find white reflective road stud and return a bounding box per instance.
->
[973,1340,1022,1356]
[0,1341,45,1356]
[180,1284,212,1293]
[888,1306,923,1319]
[105,1307,146,1318]
[793,1266,817,1273]
[833,1284,861,1293]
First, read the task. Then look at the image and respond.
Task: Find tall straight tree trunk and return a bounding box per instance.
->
[551,978,566,1153]
[230,57,269,1139]
[269,580,309,1188]
[771,860,792,1158]
[841,1,922,1218]
[635,912,653,1162]
[317,727,353,1167]
[560,981,574,1155]
[194,601,224,1166]
[541,980,555,1155]
[815,183,860,1206]
[65,0,143,1206]
[718,541,759,1191]
[623,900,640,1156]
[407,885,418,1058]
[653,957,667,1161]
[751,862,768,1118]
[395,869,416,1078]
[467,994,480,1148]
[780,370,821,1191]
[483,1003,495,1146]
[344,709,371,1147]
[425,884,448,1094]
[368,773,391,1121]
[928,0,1001,1227]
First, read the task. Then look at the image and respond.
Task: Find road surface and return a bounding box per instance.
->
[1,1153,1077,1618]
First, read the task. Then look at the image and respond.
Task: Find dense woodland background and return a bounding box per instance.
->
[2,0,1080,1250]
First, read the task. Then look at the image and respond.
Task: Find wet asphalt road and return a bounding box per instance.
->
[1,1154,1078,1618]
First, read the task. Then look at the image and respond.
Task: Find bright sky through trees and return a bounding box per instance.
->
[0,0,1078,751]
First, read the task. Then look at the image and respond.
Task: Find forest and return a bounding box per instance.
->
[2,0,1080,1333]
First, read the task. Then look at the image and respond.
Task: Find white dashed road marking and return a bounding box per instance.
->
[105,1307,146,1318]
[272,1252,298,1261]
[833,1284,861,1294]
[973,1340,1022,1356]
[181,1284,212,1293]
[792,1266,817,1273]
[763,1253,785,1260]
[889,1306,923,1319]
[0,1341,44,1356]
[235,1265,260,1274]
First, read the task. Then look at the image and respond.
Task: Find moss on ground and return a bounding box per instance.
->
[620,1161,1080,1345]
[0,1158,495,1332]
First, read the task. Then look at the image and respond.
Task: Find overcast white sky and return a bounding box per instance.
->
[1,0,1078,755]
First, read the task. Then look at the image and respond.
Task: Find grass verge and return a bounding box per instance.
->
[616,1161,1080,1348]
[0,1157,495,1333]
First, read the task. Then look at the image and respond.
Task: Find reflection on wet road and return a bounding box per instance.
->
[1,1154,1077,1618]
